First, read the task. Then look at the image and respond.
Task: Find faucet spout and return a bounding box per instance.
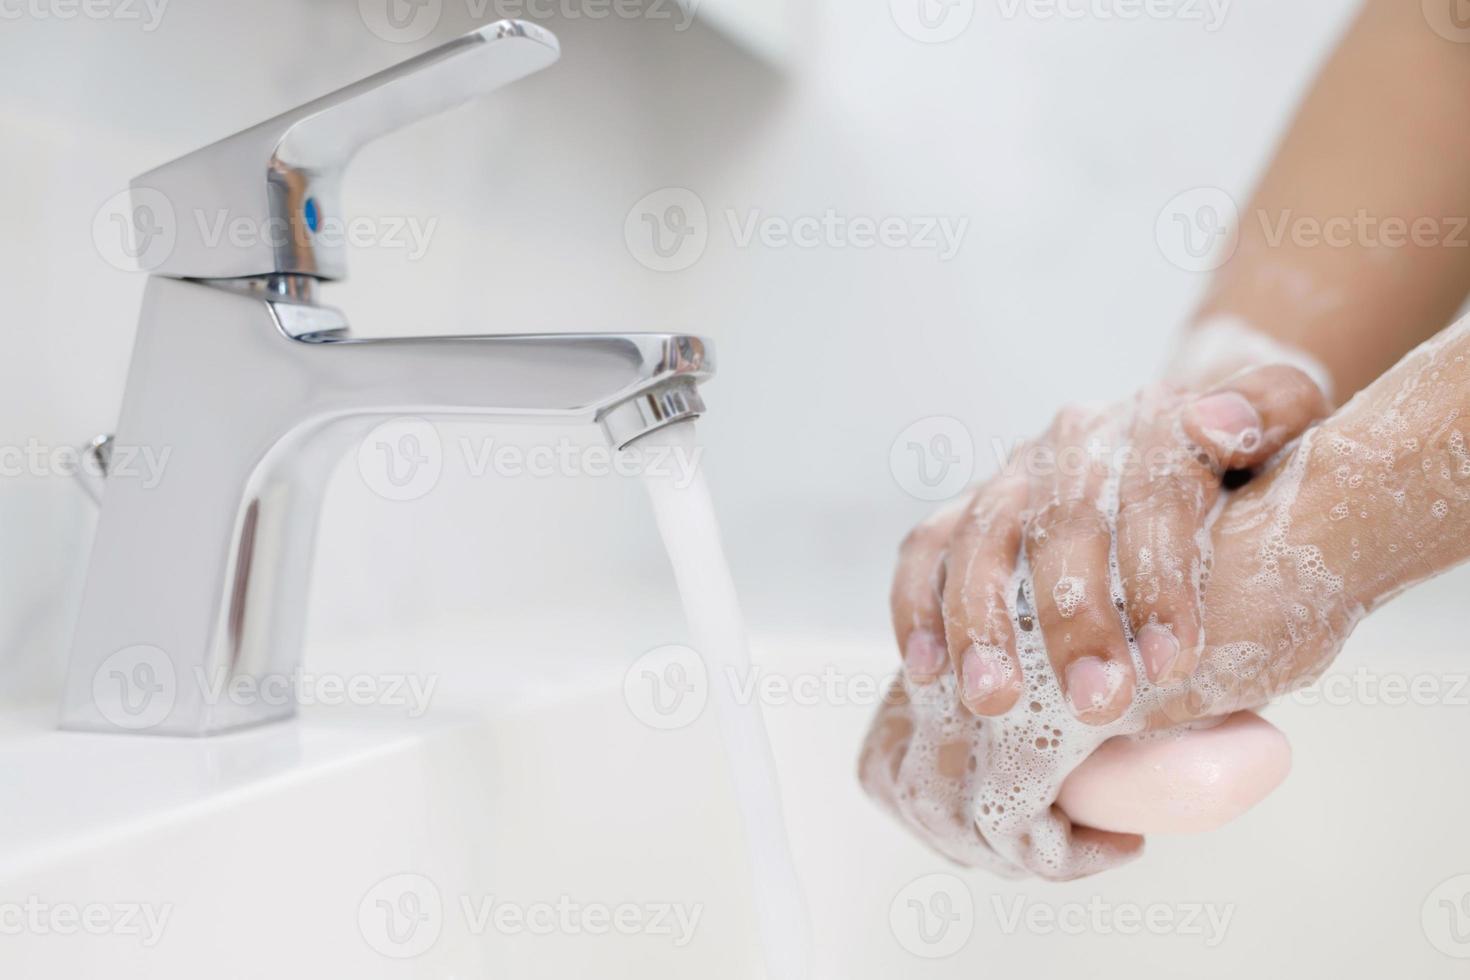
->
[60,277,713,734]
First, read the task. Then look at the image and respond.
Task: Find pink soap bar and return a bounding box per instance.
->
[1056,711,1292,835]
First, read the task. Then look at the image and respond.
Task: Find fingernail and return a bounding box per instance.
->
[1189,392,1263,455]
[1066,657,1126,722]
[1138,625,1182,684]
[904,630,947,681]
[961,645,1009,707]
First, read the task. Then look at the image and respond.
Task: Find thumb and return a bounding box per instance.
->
[1181,364,1331,473]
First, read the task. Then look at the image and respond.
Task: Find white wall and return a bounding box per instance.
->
[0,0,1369,702]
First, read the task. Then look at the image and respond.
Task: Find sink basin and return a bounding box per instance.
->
[3,602,1469,978]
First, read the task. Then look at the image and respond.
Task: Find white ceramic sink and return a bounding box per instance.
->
[3,596,1470,978]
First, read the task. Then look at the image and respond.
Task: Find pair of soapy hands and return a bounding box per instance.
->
[864,362,1364,878]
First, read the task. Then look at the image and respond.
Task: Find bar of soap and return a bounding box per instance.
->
[1056,711,1291,835]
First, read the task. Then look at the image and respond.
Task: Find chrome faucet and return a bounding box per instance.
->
[60,21,712,735]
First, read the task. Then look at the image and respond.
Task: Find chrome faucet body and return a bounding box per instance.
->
[60,22,711,735]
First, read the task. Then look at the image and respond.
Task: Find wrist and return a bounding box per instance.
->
[1169,314,1336,405]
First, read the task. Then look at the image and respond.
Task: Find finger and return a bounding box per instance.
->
[1007,808,1145,882]
[891,495,973,683]
[857,680,1006,869]
[1028,408,1135,725]
[1182,364,1330,473]
[1117,387,1212,686]
[941,474,1027,716]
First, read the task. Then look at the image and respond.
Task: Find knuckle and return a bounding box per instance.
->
[1028,498,1109,544]
[946,569,1014,645]
[1120,469,1210,517]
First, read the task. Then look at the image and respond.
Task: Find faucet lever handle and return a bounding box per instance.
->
[132,20,560,282]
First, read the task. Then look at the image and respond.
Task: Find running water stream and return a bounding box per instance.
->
[639,421,811,980]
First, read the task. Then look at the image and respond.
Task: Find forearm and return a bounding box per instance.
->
[1184,0,1470,400]
[1203,314,1470,672]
